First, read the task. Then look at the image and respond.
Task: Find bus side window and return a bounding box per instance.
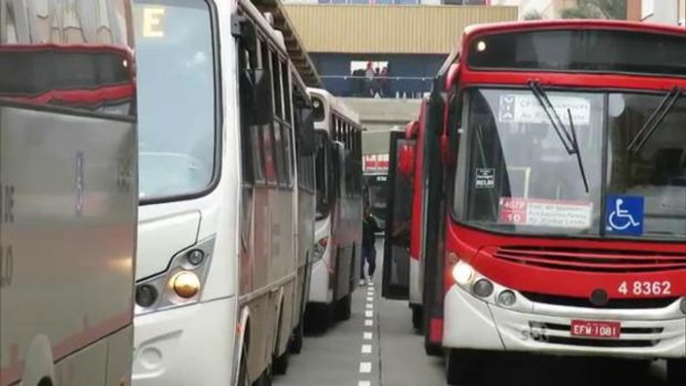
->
[238,33,265,185]
[259,40,277,186]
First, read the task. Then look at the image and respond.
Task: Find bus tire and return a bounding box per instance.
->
[425,341,442,357]
[272,350,289,376]
[254,363,273,386]
[335,294,352,321]
[288,323,304,354]
[304,304,331,334]
[411,305,423,333]
[668,359,686,386]
[238,344,251,386]
[445,350,482,386]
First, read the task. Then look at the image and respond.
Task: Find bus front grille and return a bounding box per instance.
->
[494,246,686,273]
[521,292,678,309]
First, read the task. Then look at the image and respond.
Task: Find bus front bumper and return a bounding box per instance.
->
[443,285,686,359]
[132,298,237,385]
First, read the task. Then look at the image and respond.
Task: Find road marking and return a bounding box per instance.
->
[366,303,373,309]
[358,381,371,386]
[365,310,373,318]
[369,282,375,287]
[365,319,373,327]
[364,332,373,340]
[361,344,372,354]
[359,362,372,373]
[366,296,373,302]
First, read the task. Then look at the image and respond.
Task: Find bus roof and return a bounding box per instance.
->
[307,87,361,125]
[461,19,686,42]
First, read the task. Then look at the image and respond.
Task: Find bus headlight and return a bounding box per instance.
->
[452,260,475,286]
[135,284,158,308]
[171,271,200,299]
[134,235,215,316]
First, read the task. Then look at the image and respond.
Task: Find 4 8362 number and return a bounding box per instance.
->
[618,281,671,296]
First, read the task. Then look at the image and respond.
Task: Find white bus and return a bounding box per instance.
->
[306,88,364,330]
[0,1,138,385]
[130,0,317,384]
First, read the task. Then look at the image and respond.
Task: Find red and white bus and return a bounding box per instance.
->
[130,0,316,384]
[1,1,138,385]
[384,20,686,385]
[306,88,364,330]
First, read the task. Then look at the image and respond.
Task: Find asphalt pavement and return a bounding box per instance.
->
[274,239,669,386]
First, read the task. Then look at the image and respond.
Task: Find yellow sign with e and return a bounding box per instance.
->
[142,7,165,38]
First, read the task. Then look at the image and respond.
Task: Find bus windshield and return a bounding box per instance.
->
[456,88,686,239]
[134,0,216,201]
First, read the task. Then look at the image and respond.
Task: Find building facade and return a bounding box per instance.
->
[283,4,517,98]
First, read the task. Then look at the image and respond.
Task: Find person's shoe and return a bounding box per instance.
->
[359,279,366,286]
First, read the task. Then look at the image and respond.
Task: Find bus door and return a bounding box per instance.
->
[382,130,416,300]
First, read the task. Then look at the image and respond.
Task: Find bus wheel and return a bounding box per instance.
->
[445,350,482,386]
[424,341,442,357]
[272,350,290,376]
[304,304,331,334]
[668,359,686,386]
[288,323,304,354]
[411,305,423,333]
[237,345,250,386]
[335,295,352,321]
[253,363,273,386]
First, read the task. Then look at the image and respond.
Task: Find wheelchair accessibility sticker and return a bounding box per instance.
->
[606,196,644,236]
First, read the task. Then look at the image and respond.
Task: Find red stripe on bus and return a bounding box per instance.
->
[0,310,132,386]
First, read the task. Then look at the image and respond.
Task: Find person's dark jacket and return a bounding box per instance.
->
[363,214,381,249]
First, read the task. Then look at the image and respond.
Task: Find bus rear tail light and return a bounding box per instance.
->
[134,236,215,315]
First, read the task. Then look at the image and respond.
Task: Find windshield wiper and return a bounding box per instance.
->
[528,81,589,193]
[567,109,589,193]
[627,86,682,153]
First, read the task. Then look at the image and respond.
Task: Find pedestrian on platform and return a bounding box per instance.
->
[360,206,381,286]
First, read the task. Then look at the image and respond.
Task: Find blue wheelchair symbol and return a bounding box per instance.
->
[606,196,644,236]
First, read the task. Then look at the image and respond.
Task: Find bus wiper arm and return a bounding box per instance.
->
[567,109,589,193]
[627,86,681,153]
[528,81,576,155]
[528,81,588,193]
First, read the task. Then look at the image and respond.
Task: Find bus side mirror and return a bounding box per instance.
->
[298,107,316,156]
[241,69,274,127]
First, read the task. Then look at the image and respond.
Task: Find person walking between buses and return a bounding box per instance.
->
[361,207,381,286]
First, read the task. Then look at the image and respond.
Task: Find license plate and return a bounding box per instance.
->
[570,320,621,339]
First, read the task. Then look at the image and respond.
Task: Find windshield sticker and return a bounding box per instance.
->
[475,168,495,189]
[499,198,593,229]
[498,94,591,126]
[605,195,644,236]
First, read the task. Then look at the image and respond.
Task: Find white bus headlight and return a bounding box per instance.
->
[452,260,475,286]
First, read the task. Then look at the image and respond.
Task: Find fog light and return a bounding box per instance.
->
[171,271,200,299]
[452,260,475,286]
[135,284,158,308]
[680,298,686,315]
[187,249,205,266]
[473,279,494,298]
[497,290,517,307]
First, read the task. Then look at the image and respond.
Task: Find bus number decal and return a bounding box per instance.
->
[618,281,671,296]
[143,8,166,38]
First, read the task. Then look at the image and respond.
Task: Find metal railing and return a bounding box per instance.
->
[319,75,432,99]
